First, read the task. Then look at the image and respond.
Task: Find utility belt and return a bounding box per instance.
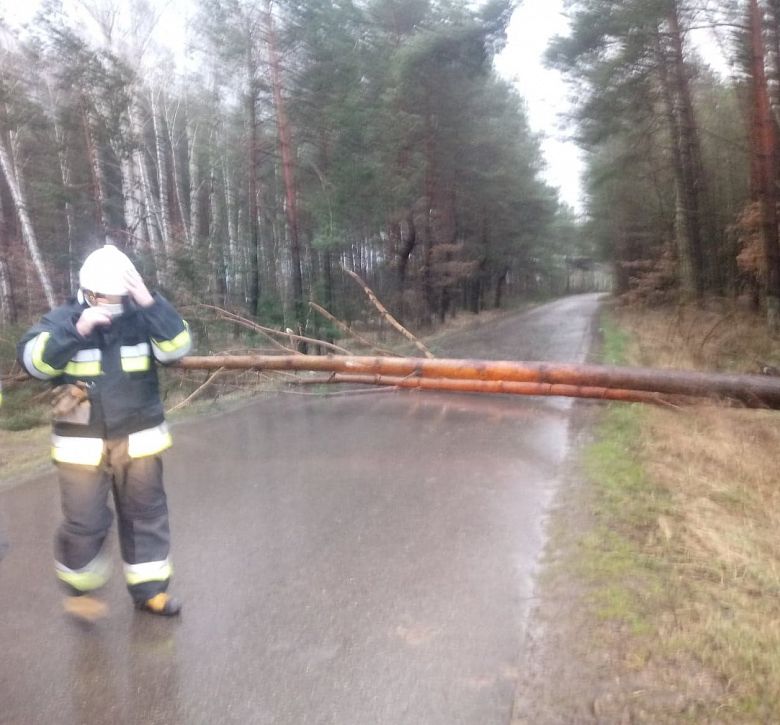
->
[49,380,170,465]
[51,423,172,466]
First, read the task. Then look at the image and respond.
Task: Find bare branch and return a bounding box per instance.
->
[309,301,401,357]
[197,303,354,355]
[167,367,225,413]
[341,267,435,359]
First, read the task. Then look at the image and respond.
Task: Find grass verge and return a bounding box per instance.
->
[579,303,780,721]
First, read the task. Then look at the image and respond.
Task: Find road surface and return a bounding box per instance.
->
[0,293,603,724]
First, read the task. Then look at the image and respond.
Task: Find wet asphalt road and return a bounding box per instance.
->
[0,293,603,725]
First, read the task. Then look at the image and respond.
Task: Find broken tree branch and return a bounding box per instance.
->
[167,366,225,413]
[309,301,401,357]
[341,267,435,358]
[198,303,354,356]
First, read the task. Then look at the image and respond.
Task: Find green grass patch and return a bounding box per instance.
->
[0,383,47,431]
[1,324,46,431]
[577,320,673,636]
[598,312,631,365]
[580,405,670,635]
[574,305,780,719]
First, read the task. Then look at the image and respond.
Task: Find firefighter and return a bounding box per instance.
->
[17,244,191,618]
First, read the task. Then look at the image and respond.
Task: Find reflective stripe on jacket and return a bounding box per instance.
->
[18,293,191,444]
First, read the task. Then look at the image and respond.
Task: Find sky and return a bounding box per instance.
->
[494,0,584,213]
[1,0,728,218]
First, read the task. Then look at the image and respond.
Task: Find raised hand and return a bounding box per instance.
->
[123,268,155,308]
[76,306,113,337]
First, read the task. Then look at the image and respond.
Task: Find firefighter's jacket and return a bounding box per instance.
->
[18,293,191,466]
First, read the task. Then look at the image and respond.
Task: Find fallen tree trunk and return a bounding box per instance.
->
[175,354,780,408]
[306,374,683,406]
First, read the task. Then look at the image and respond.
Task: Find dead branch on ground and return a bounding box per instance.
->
[167,367,226,413]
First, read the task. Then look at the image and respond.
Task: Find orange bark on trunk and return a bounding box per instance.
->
[176,354,780,408]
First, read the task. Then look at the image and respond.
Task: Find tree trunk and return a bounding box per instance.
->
[305,373,676,405]
[151,89,172,257]
[656,10,705,300]
[168,99,192,248]
[176,353,780,409]
[266,0,304,328]
[52,115,78,292]
[397,211,417,283]
[81,97,111,238]
[0,191,17,323]
[749,0,780,330]
[669,4,706,295]
[494,267,507,308]
[207,138,225,305]
[422,106,437,321]
[129,100,165,285]
[189,121,201,250]
[223,156,241,299]
[121,155,146,252]
[0,255,13,324]
[0,130,56,308]
[472,211,490,314]
[246,49,261,316]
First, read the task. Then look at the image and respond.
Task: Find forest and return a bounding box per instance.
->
[553,0,780,328]
[0,0,582,345]
[0,0,779,341]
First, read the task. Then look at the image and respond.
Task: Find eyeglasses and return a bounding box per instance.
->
[84,290,125,306]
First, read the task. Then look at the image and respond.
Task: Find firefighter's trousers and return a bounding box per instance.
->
[54,438,173,603]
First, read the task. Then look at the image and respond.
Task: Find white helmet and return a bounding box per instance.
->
[79,244,135,295]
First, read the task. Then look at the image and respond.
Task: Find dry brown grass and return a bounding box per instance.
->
[619,302,780,373]
[608,303,780,719]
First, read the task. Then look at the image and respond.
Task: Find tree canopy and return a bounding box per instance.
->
[0,0,578,335]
